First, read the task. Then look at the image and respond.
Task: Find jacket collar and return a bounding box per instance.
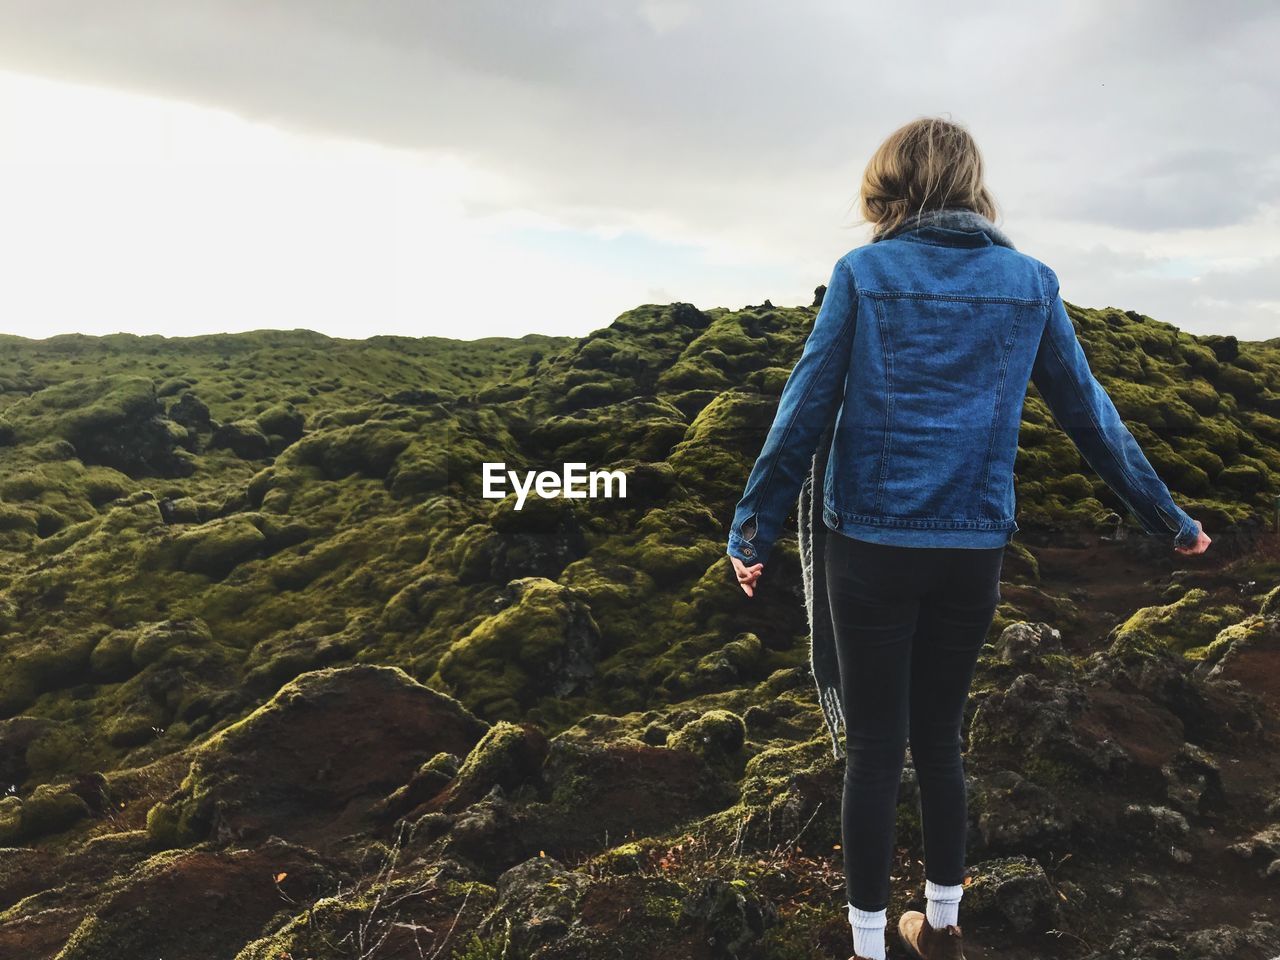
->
[872,207,1017,251]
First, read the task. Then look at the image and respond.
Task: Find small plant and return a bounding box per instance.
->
[263,820,481,960]
[449,925,511,960]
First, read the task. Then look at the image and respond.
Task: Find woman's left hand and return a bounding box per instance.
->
[729,556,764,597]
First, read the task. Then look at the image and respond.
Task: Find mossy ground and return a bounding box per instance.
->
[0,304,1277,957]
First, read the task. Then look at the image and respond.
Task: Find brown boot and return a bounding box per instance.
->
[897,909,965,960]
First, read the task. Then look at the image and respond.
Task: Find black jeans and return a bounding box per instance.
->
[824,530,1005,912]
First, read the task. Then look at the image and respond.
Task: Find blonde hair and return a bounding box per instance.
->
[852,115,1000,239]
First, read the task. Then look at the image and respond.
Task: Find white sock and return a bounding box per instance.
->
[925,878,964,929]
[847,903,887,960]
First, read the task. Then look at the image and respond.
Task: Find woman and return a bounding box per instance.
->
[724,116,1211,960]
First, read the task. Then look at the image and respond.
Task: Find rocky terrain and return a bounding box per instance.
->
[0,290,1278,959]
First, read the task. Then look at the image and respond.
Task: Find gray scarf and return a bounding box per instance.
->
[801,207,1017,759]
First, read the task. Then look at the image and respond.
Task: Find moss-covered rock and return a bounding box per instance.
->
[668,709,747,758]
[18,781,92,840]
[56,840,339,960]
[234,869,498,960]
[146,664,488,849]
[992,621,1064,667]
[1107,588,1244,658]
[1261,583,1280,619]
[0,630,98,718]
[254,402,305,442]
[537,736,736,855]
[0,794,21,844]
[208,418,271,459]
[167,390,212,431]
[968,673,1131,785]
[960,854,1061,934]
[0,291,1273,957]
[282,420,415,480]
[969,768,1071,857]
[144,512,306,581]
[431,577,601,718]
[3,374,192,477]
[102,713,161,749]
[1191,614,1280,713]
[444,720,549,812]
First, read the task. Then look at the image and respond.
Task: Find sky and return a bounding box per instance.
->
[0,1,1276,342]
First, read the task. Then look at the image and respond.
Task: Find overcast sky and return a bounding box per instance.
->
[0,1,1276,341]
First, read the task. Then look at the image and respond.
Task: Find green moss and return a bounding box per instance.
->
[1037,652,1079,676]
[1193,615,1272,671]
[143,799,184,849]
[1022,755,1083,787]
[450,720,527,799]
[282,420,415,480]
[449,932,510,960]
[233,876,498,960]
[588,839,656,874]
[668,709,746,756]
[5,374,151,446]
[19,782,92,839]
[697,632,764,677]
[104,713,160,748]
[1260,584,1280,619]
[0,292,1272,956]
[0,631,98,715]
[1108,588,1244,658]
[173,517,268,578]
[132,618,215,667]
[230,894,369,960]
[0,796,22,844]
[0,502,38,535]
[430,578,600,718]
[22,723,84,779]
[143,794,208,850]
[642,888,684,925]
[254,402,305,440]
[757,901,838,960]
[614,503,723,587]
[89,628,137,681]
[241,620,358,694]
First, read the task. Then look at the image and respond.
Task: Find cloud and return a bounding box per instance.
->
[0,0,1275,337]
[1050,148,1280,232]
[1046,233,1280,340]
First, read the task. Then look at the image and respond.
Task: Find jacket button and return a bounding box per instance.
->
[742,545,755,558]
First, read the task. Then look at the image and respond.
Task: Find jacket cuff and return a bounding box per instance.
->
[1172,513,1201,549]
[726,530,764,565]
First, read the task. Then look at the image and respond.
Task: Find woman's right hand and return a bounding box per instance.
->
[1174,519,1211,556]
[730,556,764,596]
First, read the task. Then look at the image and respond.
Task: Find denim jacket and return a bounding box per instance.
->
[726,208,1200,568]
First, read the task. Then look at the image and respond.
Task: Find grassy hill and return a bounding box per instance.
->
[0,295,1278,959]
